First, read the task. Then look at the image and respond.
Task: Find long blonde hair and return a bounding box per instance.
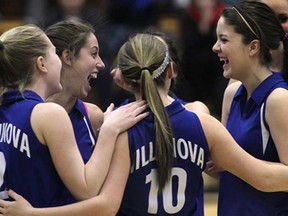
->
[117,33,174,190]
[0,25,48,94]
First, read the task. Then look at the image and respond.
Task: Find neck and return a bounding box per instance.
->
[242,67,272,97]
[47,91,77,113]
[134,87,174,107]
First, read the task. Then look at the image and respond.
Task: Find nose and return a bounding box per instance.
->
[110,68,117,77]
[212,40,220,53]
[96,56,105,70]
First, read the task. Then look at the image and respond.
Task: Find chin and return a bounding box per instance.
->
[57,84,63,92]
[51,85,62,96]
[80,89,89,99]
[223,71,231,79]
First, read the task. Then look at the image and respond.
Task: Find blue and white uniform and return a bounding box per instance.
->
[218,73,288,216]
[61,99,97,203]
[0,90,70,207]
[117,98,210,216]
[69,99,96,163]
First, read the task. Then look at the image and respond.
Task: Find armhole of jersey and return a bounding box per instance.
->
[260,102,270,154]
[260,102,269,131]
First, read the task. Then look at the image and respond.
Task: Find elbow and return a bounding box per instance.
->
[99,197,122,216]
[107,198,122,215]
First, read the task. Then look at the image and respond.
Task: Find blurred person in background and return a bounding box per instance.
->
[260,0,288,72]
[178,0,227,117]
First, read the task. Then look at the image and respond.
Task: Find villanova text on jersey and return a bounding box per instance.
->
[0,122,31,158]
[130,137,205,173]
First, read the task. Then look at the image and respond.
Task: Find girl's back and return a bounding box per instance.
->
[118,99,210,216]
[0,90,70,207]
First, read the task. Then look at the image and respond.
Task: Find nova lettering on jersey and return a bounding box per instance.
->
[131,138,204,173]
[0,123,31,158]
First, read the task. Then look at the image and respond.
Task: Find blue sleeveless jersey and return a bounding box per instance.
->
[0,90,71,207]
[117,98,210,216]
[218,73,288,216]
[63,99,97,203]
[69,99,96,163]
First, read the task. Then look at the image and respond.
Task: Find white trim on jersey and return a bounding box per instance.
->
[260,103,269,155]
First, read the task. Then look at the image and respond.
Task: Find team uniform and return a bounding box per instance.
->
[117,98,210,216]
[61,99,97,203]
[0,90,71,207]
[69,99,96,163]
[218,73,288,216]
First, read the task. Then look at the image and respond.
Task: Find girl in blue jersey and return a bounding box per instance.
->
[45,20,104,164]
[44,20,105,203]
[0,25,148,208]
[211,1,288,215]
[4,32,288,216]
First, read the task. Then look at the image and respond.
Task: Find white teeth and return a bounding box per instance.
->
[220,58,228,64]
[89,72,97,79]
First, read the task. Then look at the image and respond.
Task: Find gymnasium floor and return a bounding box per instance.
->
[204,192,218,216]
[203,173,219,216]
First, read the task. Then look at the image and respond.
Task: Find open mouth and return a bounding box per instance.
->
[88,72,98,80]
[220,58,229,64]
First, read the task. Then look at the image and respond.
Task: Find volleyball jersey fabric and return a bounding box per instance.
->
[69,99,96,163]
[0,90,70,207]
[218,73,288,216]
[117,98,210,216]
[61,99,97,203]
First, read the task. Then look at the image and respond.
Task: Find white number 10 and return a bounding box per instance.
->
[146,167,187,214]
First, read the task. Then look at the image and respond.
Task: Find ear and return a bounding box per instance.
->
[167,62,176,79]
[60,49,72,66]
[35,56,47,73]
[122,79,134,92]
[248,39,260,56]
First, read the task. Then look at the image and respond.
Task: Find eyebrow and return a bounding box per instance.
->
[91,45,99,51]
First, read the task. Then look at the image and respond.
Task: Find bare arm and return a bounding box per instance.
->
[199,112,288,192]
[0,132,130,216]
[265,88,288,165]
[32,101,147,200]
[204,81,241,176]
[221,81,240,126]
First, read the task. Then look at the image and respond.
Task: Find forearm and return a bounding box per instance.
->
[33,133,129,216]
[29,196,116,216]
[261,162,288,192]
[83,124,119,199]
[225,156,288,192]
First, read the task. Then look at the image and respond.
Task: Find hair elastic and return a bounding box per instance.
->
[140,67,150,72]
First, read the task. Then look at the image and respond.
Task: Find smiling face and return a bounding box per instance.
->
[212,16,252,81]
[67,33,105,98]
